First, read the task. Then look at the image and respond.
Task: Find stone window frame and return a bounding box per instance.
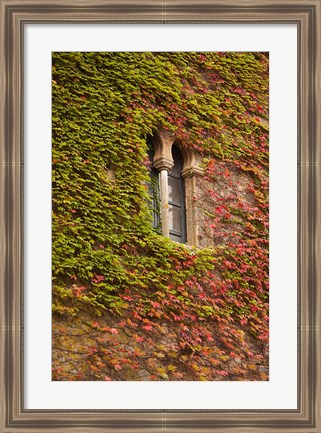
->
[149,129,204,247]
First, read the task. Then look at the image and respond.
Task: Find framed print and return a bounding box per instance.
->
[0,0,320,432]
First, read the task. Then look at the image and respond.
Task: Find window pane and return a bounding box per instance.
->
[168,176,181,204]
[169,162,180,177]
[170,146,183,176]
[169,232,182,243]
[168,205,181,233]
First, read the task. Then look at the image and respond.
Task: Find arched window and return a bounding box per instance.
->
[147,140,186,244]
[168,146,186,243]
[147,130,203,246]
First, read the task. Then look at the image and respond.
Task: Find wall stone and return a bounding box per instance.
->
[194,161,255,249]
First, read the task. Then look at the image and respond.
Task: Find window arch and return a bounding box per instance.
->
[147,130,204,246]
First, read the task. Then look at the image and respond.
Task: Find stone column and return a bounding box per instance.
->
[182,165,204,247]
[153,156,174,239]
[159,169,169,237]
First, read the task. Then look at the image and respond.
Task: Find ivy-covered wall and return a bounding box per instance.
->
[52,52,269,381]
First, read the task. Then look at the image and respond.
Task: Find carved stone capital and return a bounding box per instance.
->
[153,156,174,171]
[152,130,175,169]
[182,165,204,179]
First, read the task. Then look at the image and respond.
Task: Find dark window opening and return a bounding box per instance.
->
[147,142,161,233]
[168,146,187,243]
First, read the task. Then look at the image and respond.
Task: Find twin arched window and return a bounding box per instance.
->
[148,141,186,243]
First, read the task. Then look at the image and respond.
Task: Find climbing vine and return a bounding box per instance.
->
[52,52,269,381]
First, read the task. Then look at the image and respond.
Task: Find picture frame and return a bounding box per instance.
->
[0,0,320,431]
